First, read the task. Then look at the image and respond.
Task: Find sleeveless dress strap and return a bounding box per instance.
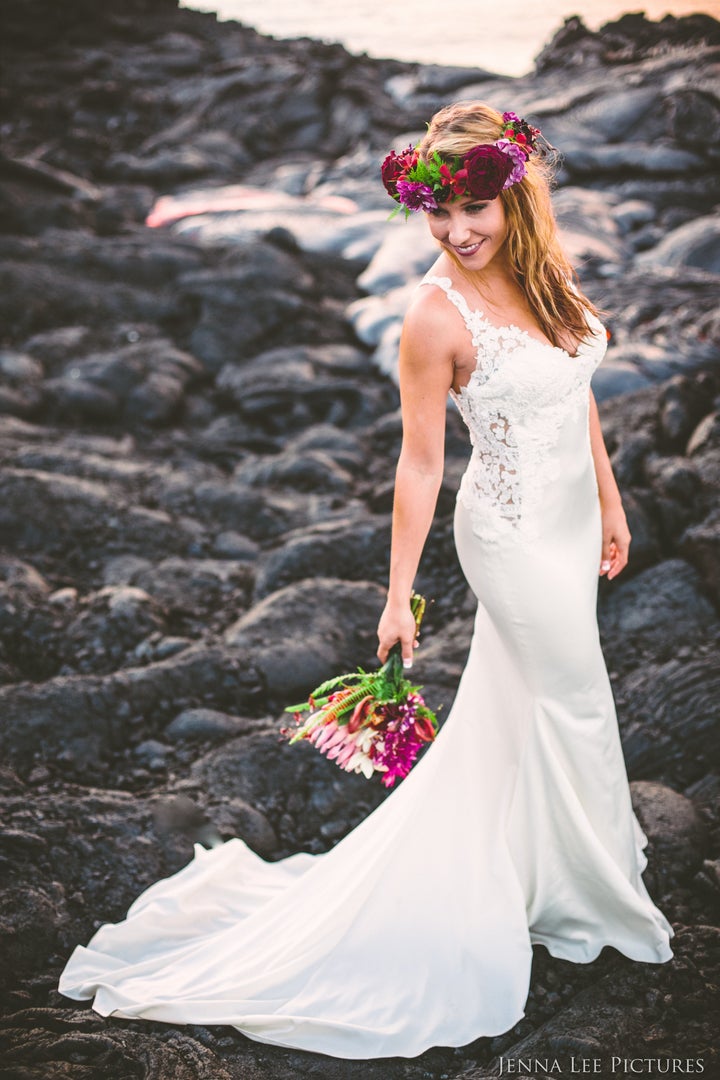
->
[419,275,477,337]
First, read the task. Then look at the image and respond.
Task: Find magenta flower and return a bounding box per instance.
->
[371,693,432,788]
[396,180,439,212]
[495,141,529,187]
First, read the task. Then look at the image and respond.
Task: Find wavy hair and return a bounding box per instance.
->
[417,100,601,352]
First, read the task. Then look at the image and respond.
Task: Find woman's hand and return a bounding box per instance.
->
[376,601,419,668]
[599,499,631,580]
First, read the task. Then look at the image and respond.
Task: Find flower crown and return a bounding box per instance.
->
[381,112,541,215]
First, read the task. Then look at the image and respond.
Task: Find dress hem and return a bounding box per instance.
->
[531,932,674,966]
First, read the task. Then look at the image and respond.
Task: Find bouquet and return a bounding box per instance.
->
[280,593,438,788]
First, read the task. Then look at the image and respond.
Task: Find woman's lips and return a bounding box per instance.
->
[452,242,482,257]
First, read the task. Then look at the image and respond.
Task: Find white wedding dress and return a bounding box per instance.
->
[59,272,675,1059]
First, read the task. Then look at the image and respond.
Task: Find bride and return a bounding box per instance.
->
[58,100,674,1060]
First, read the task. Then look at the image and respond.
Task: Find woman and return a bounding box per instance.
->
[59,101,674,1060]
[377,102,631,669]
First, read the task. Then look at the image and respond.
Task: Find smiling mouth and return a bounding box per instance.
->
[452,242,483,257]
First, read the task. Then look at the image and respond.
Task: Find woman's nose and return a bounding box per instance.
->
[446,214,471,245]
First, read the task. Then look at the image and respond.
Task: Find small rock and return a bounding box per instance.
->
[153,636,193,660]
[636,214,720,273]
[680,508,720,604]
[605,341,679,382]
[47,587,78,608]
[103,585,156,620]
[152,795,223,850]
[612,199,656,234]
[102,555,153,586]
[618,491,661,572]
[619,653,720,783]
[254,515,390,600]
[134,739,171,766]
[687,411,720,456]
[0,766,26,792]
[591,360,653,402]
[26,766,50,785]
[566,143,704,178]
[644,456,702,505]
[165,708,260,742]
[609,432,654,487]
[0,828,47,854]
[287,423,363,471]
[356,217,438,295]
[0,556,50,597]
[22,325,92,368]
[212,532,260,560]
[659,373,713,450]
[599,559,718,670]
[224,577,385,701]
[0,350,43,382]
[698,858,720,893]
[631,780,706,878]
[107,146,215,184]
[210,798,279,857]
[238,448,353,495]
[134,556,252,614]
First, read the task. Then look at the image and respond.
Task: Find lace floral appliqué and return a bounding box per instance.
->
[421,275,607,547]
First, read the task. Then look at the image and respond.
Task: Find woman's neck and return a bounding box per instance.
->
[446,256,523,314]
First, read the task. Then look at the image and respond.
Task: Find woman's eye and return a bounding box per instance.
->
[467,203,489,213]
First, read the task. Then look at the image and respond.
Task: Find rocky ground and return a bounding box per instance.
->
[0,2,719,1077]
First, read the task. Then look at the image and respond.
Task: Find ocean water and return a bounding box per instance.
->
[181,0,717,76]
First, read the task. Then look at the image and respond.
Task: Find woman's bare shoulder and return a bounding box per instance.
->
[400,284,456,364]
[404,281,451,328]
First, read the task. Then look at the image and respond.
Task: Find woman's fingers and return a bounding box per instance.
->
[376,609,420,667]
[401,630,416,669]
[608,540,629,579]
[601,531,631,580]
[376,633,416,667]
[600,532,613,576]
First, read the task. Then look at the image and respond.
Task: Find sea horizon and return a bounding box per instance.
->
[180,0,718,76]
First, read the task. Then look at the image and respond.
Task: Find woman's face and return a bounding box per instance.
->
[425,195,508,272]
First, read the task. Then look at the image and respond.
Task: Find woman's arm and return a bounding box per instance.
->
[376,294,455,666]
[589,388,631,580]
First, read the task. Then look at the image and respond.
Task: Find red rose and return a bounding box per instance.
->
[381,145,417,197]
[463,145,514,200]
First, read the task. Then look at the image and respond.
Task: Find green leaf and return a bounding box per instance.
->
[310,671,363,696]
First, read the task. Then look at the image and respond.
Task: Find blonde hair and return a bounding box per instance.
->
[418,100,601,351]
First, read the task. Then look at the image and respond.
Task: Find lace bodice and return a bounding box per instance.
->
[420,274,607,545]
